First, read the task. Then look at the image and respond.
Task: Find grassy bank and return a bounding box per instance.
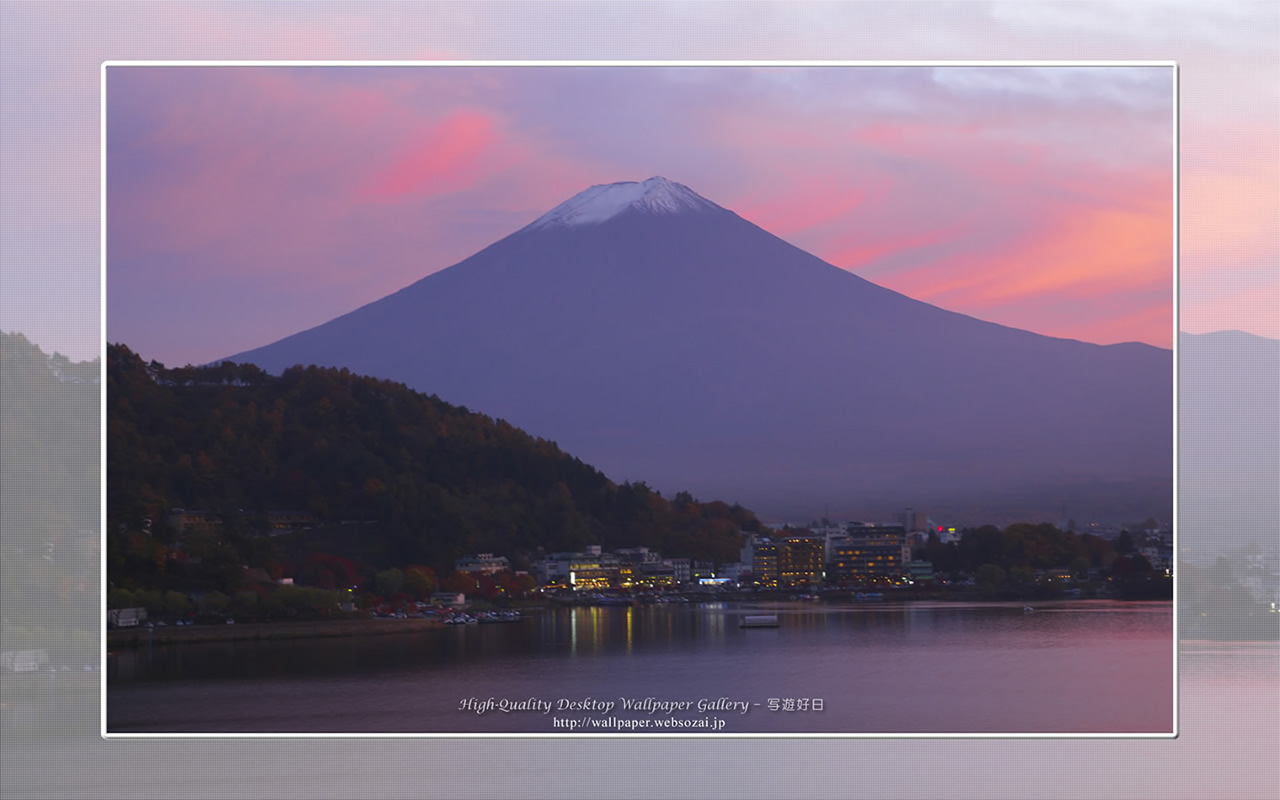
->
[106,616,444,648]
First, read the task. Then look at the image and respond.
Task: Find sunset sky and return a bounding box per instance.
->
[2,4,1278,799]
[2,3,1275,369]
[103,63,1177,366]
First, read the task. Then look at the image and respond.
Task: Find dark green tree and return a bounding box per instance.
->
[1114,530,1136,555]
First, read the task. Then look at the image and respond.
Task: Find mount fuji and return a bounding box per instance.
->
[224,177,1172,523]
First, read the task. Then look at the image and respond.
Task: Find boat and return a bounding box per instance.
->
[740,615,779,628]
[478,610,523,623]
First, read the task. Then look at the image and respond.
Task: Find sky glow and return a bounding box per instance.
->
[104,64,1176,366]
[3,2,1275,368]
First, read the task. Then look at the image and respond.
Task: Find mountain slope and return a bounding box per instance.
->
[225,177,1173,523]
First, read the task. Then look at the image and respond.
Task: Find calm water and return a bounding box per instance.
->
[107,600,1173,734]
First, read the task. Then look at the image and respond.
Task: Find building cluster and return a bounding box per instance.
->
[1138,526,1176,573]
[453,553,511,575]
[744,523,915,589]
[449,519,924,593]
[528,546,716,590]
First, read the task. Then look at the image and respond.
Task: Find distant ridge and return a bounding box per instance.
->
[225,178,1173,524]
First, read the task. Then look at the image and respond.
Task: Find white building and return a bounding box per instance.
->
[455,553,511,575]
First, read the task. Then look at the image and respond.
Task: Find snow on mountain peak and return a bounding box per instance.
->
[526,176,721,230]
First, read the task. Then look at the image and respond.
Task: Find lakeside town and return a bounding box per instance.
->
[100,506,1191,644]
[88,344,1198,648]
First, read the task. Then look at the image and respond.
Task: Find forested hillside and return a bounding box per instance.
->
[1,332,100,657]
[107,344,758,588]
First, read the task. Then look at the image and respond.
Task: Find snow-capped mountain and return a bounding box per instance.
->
[223,178,1172,523]
[524,176,723,230]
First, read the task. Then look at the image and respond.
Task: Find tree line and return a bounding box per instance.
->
[915,522,1170,598]
[106,345,762,601]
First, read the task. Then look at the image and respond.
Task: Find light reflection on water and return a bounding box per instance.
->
[108,600,1173,735]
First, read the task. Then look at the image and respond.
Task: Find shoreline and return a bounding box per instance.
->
[106,616,445,648]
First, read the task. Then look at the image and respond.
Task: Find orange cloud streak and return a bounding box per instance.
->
[895,202,1168,303]
[1071,301,1175,347]
[978,205,1171,303]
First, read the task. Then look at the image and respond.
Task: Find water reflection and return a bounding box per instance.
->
[109,600,1174,734]
[111,601,1170,685]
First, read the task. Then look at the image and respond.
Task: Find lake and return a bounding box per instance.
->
[107,599,1174,735]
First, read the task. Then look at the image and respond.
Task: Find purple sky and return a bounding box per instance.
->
[105,64,1176,367]
[0,3,1275,368]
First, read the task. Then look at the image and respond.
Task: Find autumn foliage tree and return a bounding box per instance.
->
[106,344,764,597]
[403,566,438,599]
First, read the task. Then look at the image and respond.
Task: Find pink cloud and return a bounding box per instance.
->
[1181,149,1278,276]
[740,113,1175,347]
[360,109,500,200]
[110,66,634,327]
[735,175,878,238]
[1072,301,1175,348]
[789,118,1173,347]
[114,71,513,282]
[825,219,972,272]
[873,194,1173,347]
